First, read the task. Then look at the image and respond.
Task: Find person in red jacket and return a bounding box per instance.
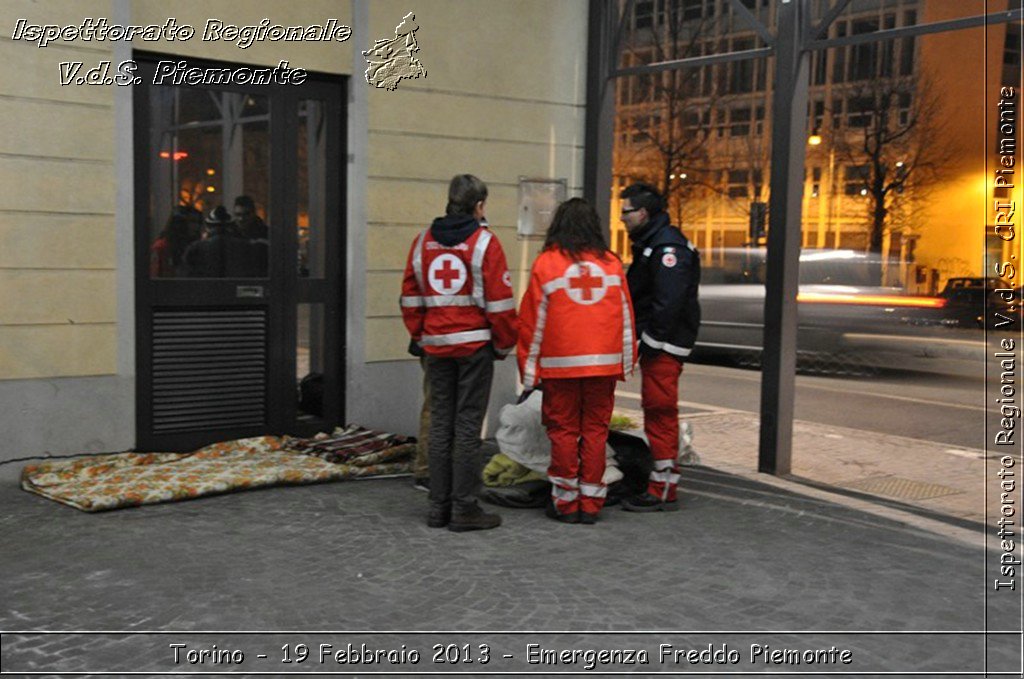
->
[517,198,636,524]
[401,174,517,532]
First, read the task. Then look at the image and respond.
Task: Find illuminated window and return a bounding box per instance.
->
[844,165,870,196]
[728,170,749,199]
[635,0,655,29]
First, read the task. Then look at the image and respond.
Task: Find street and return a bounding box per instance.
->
[615,360,986,451]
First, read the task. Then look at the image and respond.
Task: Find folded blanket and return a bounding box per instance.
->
[284,425,415,464]
[482,452,546,487]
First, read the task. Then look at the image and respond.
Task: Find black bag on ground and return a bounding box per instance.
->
[298,372,324,417]
[478,431,653,509]
[479,479,549,508]
[607,430,653,503]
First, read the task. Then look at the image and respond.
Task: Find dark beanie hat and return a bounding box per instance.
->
[204,205,233,225]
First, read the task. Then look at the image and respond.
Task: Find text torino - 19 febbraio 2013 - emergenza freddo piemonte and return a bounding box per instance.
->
[168,641,855,670]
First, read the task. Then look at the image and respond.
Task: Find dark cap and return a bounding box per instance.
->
[204,205,233,226]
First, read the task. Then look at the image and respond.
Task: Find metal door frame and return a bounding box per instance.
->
[132,52,347,451]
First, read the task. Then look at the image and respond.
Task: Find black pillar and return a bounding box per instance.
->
[758,0,810,475]
[584,0,617,235]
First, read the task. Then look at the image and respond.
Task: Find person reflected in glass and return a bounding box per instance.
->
[233,195,268,240]
[234,195,268,277]
[184,206,255,278]
[149,205,201,278]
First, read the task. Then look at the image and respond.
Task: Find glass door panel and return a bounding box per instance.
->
[297,99,327,279]
[146,87,270,280]
[135,55,345,451]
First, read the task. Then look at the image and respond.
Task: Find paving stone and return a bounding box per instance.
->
[0,417,1019,675]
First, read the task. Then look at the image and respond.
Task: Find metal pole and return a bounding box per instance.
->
[585,0,617,235]
[758,0,810,475]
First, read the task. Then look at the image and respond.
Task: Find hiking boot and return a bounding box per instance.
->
[621,492,679,513]
[412,477,430,493]
[545,502,579,524]
[448,504,502,532]
[579,511,599,525]
[426,504,450,528]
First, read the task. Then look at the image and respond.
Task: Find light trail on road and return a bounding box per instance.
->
[615,390,740,414]
[635,363,986,413]
[614,361,986,450]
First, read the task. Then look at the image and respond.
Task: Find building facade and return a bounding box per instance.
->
[0,0,589,461]
[611,0,1022,293]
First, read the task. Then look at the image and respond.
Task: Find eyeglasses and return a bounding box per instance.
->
[621,207,640,214]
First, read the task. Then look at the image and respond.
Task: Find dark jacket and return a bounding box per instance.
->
[183,227,257,278]
[626,212,701,359]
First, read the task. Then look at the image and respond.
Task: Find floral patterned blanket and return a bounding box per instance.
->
[20,427,414,512]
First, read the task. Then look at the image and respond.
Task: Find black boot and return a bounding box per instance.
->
[427,504,451,528]
[545,500,580,524]
[621,492,679,512]
[448,504,502,532]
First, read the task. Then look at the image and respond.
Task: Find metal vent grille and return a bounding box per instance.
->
[151,309,267,433]
[843,476,962,501]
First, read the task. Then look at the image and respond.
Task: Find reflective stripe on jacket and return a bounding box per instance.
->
[517,247,637,389]
[401,225,517,358]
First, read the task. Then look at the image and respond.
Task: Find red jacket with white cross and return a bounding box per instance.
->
[517,247,637,389]
[400,225,517,358]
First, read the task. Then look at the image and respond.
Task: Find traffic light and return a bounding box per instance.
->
[749,201,767,242]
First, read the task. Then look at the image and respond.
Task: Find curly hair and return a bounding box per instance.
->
[543,198,610,261]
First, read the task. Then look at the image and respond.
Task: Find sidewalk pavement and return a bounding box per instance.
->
[614,406,997,548]
[0,412,1018,677]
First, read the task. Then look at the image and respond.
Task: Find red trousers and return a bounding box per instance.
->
[640,353,683,501]
[541,376,617,515]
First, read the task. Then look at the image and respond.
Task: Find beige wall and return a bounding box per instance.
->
[916,0,1021,285]
[0,0,355,381]
[0,0,117,379]
[1,0,587,378]
[362,0,588,361]
[913,0,987,283]
[132,0,352,73]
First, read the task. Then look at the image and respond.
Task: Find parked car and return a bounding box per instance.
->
[937,277,1020,330]
[695,248,983,373]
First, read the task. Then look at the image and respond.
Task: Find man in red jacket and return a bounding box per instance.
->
[401,174,517,532]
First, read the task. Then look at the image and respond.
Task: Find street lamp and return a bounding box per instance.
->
[808,133,836,247]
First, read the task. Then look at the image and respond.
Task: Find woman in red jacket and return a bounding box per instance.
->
[517,198,637,524]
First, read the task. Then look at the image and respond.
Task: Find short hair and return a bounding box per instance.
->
[543,198,609,260]
[620,182,664,215]
[234,195,256,211]
[446,174,488,216]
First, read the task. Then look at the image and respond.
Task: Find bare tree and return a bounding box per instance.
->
[831,74,950,280]
[614,1,726,226]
